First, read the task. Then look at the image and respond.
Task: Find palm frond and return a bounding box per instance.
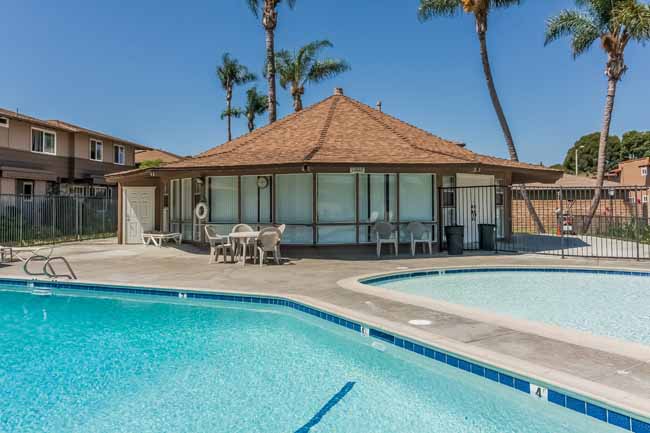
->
[613,0,650,41]
[545,10,600,57]
[491,0,522,9]
[221,108,243,120]
[418,0,461,21]
[274,50,295,89]
[246,0,260,17]
[307,59,351,84]
[246,87,269,116]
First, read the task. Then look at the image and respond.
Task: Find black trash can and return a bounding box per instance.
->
[444,225,464,255]
[478,224,496,251]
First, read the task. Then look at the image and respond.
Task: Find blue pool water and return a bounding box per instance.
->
[367,269,650,346]
[0,287,622,433]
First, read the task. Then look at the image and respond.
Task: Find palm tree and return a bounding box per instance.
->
[244,87,269,132]
[546,0,650,231]
[275,40,351,112]
[217,53,257,141]
[246,0,297,123]
[418,0,546,233]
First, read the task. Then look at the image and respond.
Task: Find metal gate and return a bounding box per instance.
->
[440,185,650,260]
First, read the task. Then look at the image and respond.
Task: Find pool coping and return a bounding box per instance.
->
[3,275,650,431]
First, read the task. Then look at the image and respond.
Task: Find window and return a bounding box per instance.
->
[0,116,8,128]
[241,175,272,225]
[90,139,103,161]
[317,174,356,244]
[643,195,648,204]
[31,128,56,154]
[399,174,437,243]
[113,144,125,165]
[21,181,34,200]
[276,174,313,244]
[642,167,648,177]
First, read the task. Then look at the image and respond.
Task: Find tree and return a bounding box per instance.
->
[562,132,622,175]
[246,0,297,123]
[217,53,256,141]
[275,40,350,112]
[418,0,547,233]
[621,130,650,159]
[546,0,650,231]
[244,87,269,132]
[138,159,163,169]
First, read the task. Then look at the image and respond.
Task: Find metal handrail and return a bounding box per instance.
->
[23,254,77,280]
[43,257,77,280]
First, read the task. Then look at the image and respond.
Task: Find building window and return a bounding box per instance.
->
[21,181,34,200]
[643,194,649,204]
[0,116,8,128]
[90,139,103,161]
[31,128,56,154]
[114,144,125,165]
[642,167,648,177]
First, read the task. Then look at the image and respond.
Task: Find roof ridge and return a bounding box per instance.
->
[196,95,338,160]
[346,98,476,163]
[304,97,339,161]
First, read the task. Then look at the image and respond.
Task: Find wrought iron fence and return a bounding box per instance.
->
[0,194,117,247]
[440,185,650,260]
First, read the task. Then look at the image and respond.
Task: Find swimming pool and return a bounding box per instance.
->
[0,281,637,433]
[363,268,650,346]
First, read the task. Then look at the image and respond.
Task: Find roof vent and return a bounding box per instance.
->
[376,101,382,112]
[333,87,344,96]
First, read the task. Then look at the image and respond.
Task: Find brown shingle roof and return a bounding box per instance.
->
[161,93,553,173]
[520,173,620,188]
[135,148,183,164]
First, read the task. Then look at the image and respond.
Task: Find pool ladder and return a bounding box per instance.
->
[23,255,78,280]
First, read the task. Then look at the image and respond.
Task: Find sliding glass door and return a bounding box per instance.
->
[358,174,397,243]
[241,175,272,228]
[317,174,356,243]
[275,174,313,244]
[207,176,239,234]
[399,174,437,242]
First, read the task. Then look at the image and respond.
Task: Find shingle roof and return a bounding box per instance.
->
[135,148,183,164]
[161,92,555,174]
[520,173,620,188]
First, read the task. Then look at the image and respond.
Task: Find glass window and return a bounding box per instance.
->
[399,174,435,221]
[31,129,56,154]
[317,174,355,223]
[0,117,8,128]
[359,174,397,223]
[181,178,193,240]
[208,176,239,223]
[241,175,271,225]
[114,145,125,165]
[642,167,648,177]
[22,181,33,198]
[90,139,103,161]
[276,174,313,244]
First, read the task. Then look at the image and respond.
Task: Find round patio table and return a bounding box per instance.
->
[228,231,260,265]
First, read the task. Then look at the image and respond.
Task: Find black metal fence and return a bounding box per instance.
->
[440,185,650,260]
[0,194,117,247]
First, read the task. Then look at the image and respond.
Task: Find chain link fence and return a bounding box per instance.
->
[0,194,117,247]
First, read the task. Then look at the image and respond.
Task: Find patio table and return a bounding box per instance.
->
[229,231,260,266]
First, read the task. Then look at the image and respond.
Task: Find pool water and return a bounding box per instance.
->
[0,288,619,433]
[369,269,650,345]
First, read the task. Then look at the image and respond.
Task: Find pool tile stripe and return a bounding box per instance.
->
[2,276,648,433]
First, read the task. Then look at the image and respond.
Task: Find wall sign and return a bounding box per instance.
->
[350,167,365,174]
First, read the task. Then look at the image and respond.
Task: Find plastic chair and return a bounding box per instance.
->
[373,222,398,257]
[406,222,433,256]
[205,225,233,263]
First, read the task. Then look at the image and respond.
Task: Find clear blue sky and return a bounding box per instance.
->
[2,0,648,165]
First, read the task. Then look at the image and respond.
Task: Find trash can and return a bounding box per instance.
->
[444,225,464,255]
[478,224,496,251]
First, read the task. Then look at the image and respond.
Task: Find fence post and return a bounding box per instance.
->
[557,186,565,259]
[75,197,80,241]
[634,188,640,261]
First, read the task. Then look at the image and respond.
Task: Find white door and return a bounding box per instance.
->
[456,174,495,248]
[124,187,156,244]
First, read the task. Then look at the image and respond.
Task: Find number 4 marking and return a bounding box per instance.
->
[530,384,548,400]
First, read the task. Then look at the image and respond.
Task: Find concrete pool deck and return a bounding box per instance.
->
[2,239,650,420]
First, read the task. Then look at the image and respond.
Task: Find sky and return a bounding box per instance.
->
[1,0,648,166]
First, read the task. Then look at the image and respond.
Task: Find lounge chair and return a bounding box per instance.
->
[14,246,54,263]
[256,227,282,266]
[205,225,234,264]
[373,222,398,257]
[406,222,433,256]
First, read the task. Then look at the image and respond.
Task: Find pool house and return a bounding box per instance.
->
[108,89,560,249]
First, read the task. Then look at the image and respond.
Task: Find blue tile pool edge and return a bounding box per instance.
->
[2,277,648,432]
[360,267,650,286]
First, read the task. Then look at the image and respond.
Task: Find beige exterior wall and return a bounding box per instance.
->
[0,118,73,157]
[619,161,650,187]
[74,132,135,166]
[0,178,16,194]
[34,180,47,195]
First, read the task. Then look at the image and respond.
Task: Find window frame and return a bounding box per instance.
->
[641,167,648,177]
[0,116,8,128]
[113,144,126,165]
[89,139,104,162]
[21,181,34,200]
[31,127,57,155]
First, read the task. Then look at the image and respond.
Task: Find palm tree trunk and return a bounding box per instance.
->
[265,28,277,123]
[477,29,545,234]
[248,114,255,132]
[583,78,618,233]
[226,94,232,142]
[293,94,303,112]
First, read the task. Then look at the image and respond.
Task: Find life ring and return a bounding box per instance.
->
[195,202,208,220]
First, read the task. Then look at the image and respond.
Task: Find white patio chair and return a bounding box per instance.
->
[276,224,286,236]
[373,222,398,258]
[256,228,282,267]
[231,223,256,260]
[406,222,433,256]
[14,246,54,263]
[205,225,234,264]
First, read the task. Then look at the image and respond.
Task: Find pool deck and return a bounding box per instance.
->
[2,239,650,420]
